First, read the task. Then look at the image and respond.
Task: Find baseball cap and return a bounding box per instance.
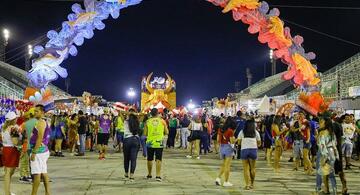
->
[5,111,18,121]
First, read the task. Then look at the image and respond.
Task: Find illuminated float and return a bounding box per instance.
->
[141,72,176,112]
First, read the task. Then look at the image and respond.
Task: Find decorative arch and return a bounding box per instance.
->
[25,0,320,103]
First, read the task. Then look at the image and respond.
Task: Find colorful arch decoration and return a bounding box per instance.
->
[26,0,320,101]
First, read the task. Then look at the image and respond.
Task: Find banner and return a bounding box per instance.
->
[349,86,360,97]
[321,80,337,97]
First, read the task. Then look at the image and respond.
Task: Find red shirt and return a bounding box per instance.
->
[218,128,234,144]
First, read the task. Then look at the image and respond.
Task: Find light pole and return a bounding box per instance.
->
[25,44,33,71]
[127,88,136,105]
[270,49,276,76]
[1,28,10,62]
[187,99,195,110]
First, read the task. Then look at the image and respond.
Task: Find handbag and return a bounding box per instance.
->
[187,131,195,142]
[321,162,332,176]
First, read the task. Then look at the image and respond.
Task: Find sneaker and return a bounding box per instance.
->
[155,176,162,182]
[129,178,135,182]
[19,177,31,184]
[58,152,65,157]
[11,193,16,195]
[196,156,200,160]
[186,155,192,159]
[223,182,233,187]
[146,175,152,179]
[215,177,221,186]
[75,153,85,156]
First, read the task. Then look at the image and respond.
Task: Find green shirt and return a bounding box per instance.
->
[25,118,37,150]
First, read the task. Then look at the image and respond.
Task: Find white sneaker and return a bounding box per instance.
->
[196,156,200,160]
[223,182,233,187]
[186,155,192,159]
[215,178,221,186]
[11,193,16,195]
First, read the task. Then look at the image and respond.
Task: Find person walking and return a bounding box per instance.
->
[341,114,356,170]
[290,121,303,171]
[122,109,140,181]
[77,110,88,156]
[97,111,112,160]
[144,108,169,182]
[19,109,36,183]
[139,115,148,158]
[54,116,66,157]
[67,114,79,155]
[1,111,22,195]
[272,115,288,172]
[179,114,191,149]
[315,115,339,194]
[215,116,236,187]
[239,119,261,190]
[115,114,125,153]
[186,115,203,159]
[167,114,178,148]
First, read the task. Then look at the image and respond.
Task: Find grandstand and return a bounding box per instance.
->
[229,52,360,111]
[0,61,70,99]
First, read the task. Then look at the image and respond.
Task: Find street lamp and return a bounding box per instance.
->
[127,88,136,104]
[1,28,10,62]
[269,49,276,75]
[187,99,195,110]
[3,29,10,46]
[28,44,33,56]
[25,44,33,71]
[269,49,273,60]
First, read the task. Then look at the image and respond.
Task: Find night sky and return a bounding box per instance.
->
[1,0,360,106]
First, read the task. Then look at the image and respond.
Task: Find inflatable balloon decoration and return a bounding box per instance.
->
[26,0,319,102]
[27,0,142,91]
[208,0,320,86]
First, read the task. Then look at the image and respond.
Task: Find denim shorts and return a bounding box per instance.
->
[293,140,304,159]
[303,142,311,149]
[220,144,234,159]
[342,142,353,158]
[240,148,258,160]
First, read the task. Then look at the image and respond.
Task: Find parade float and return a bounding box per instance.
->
[141,72,176,112]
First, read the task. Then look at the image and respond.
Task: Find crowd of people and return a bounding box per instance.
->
[1,104,360,195]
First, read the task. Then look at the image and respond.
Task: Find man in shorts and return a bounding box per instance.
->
[30,105,51,195]
[144,108,168,182]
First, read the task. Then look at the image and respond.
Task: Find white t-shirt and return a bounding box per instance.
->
[1,125,21,147]
[190,122,202,131]
[124,120,138,139]
[342,123,355,144]
[239,130,261,149]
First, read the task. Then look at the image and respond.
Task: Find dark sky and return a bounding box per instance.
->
[1,0,360,106]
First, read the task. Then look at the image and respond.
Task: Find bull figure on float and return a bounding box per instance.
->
[142,72,175,110]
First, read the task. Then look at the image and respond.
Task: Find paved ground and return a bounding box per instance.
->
[1,145,360,195]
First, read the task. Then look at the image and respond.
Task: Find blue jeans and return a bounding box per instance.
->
[140,135,147,157]
[79,134,86,154]
[123,136,140,174]
[180,128,189,148]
